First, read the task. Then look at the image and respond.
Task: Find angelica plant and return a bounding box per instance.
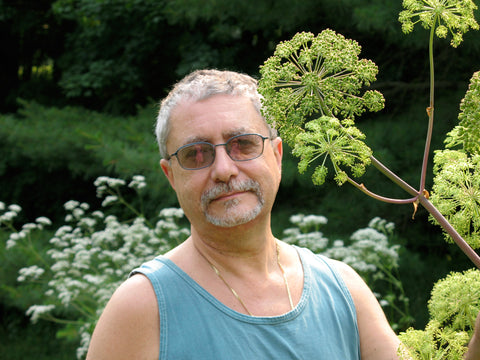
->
[258,0,480,266]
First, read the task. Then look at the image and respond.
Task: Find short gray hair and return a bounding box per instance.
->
[155,69,276,159]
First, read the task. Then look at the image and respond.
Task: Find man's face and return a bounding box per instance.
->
[160,94,283,230]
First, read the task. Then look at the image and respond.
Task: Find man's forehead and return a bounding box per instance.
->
[181,127,250,145]
[168,95,266,140]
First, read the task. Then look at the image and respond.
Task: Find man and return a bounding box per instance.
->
[87,69,479,359]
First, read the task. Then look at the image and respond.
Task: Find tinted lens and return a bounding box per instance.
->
[177,143,214,169]
[227,134,264,161]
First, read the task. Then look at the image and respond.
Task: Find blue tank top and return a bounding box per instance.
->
[131,246,360,359]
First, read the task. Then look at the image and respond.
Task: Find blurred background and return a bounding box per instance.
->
[1,0,479,358]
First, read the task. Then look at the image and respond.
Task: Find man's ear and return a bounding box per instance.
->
[272,137,283,169]
[160,159,176,190]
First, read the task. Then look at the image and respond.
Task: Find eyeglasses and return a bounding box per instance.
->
[168,133,270,170]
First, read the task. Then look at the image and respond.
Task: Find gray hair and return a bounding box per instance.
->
[155,69,277,159]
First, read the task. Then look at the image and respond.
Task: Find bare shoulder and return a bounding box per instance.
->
[86,274,159,360]
[330,259,402,360]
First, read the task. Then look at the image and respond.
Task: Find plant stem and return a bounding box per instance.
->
[419,19,437,196]
[367,154,480,268]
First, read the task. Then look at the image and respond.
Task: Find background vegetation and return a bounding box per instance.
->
[1,0,479,358]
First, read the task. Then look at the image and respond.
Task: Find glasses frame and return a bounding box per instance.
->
[168,133,270,170]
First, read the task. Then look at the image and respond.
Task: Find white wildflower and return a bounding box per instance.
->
[0,201,5,211]
[76,328,91,359]
[73,208,85,219]
[302,214,328,227]
[17,265,45,282]
[80,202,90,210]
[54,225,73,236]
[95,176,126,188]
[92,210,104,219]
[379,299,389,307]
[36,216,52,226]
[159,207,184,219]
[26,304,55,323]
[6,238,17,249]
[83,274,104,285]
[78,217,97,228]
[1,211,18,221]
[289,214,304,225]
[64,200,80,211]
[22,223,38,231]
[8,204,22,213]
[128,175,147,190]
[102,195,118,207]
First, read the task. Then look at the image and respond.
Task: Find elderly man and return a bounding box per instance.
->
[87,69,479,359]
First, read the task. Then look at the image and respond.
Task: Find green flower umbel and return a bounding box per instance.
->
[293,117,372,186]
[430,150,480,249]
[444,71,480,154]
[399,0,479,47]
[258,30,384,146]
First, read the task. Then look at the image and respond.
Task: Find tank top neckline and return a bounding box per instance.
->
[156,245,312,324]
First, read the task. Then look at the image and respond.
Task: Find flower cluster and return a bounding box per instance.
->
[258,30,384,146]
[429,150,480,248]
[398,0,479,47]
[293,116,373,185]
[399,268,480,359]
[430,71,480,249]
[445,71,480,155]
[258,30,383,187]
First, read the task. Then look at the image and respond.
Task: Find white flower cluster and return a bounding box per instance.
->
[94,176,126,198]
[17,265,45,282]
[128,175,147,190]
[325,226,400,274]
[2,175,188,359]
[0,202,53,250]
[283,214,329,252]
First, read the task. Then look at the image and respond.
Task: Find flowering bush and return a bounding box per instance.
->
[1,175,188,359]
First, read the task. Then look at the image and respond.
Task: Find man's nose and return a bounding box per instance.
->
[210,146,239,182]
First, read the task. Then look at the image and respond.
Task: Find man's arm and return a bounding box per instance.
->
[86,275,159,360]
[334,260,404,360]
[465,312,480,360]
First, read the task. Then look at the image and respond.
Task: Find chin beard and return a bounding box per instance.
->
[201,179,265,228]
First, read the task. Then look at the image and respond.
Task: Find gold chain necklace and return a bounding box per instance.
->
[197,241,294,316]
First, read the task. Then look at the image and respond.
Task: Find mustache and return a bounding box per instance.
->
[201,179,263,205]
